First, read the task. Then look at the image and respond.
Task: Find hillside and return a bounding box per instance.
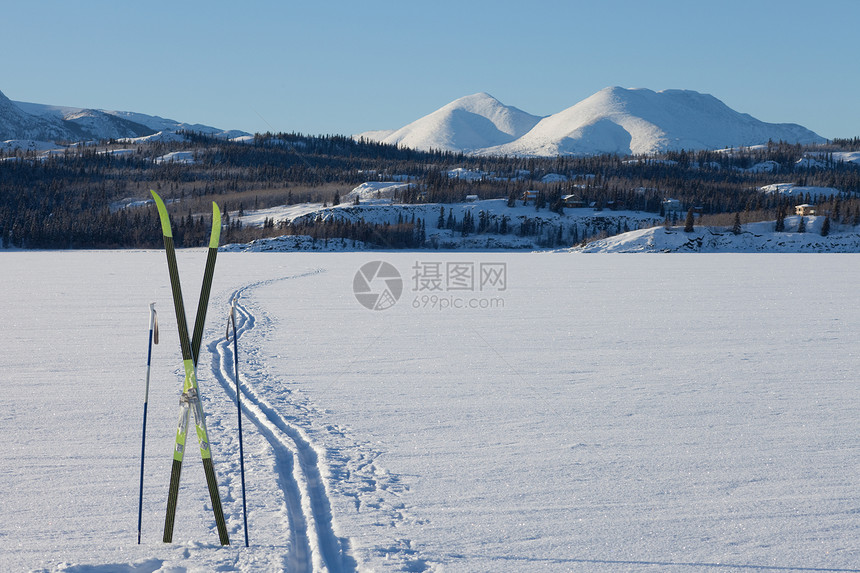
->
[0,88,247,142]
[360,87,825,156]
[222,197,662,251]
[2,130,859,250]
[572,217,860,253]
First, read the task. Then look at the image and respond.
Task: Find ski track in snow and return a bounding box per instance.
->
[206,269,358,573]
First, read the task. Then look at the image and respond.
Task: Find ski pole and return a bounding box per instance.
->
[138,302,158,544]
[227,297,249,547]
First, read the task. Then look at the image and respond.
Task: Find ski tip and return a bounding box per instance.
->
[209,202,222,249]
[150,190,173,238]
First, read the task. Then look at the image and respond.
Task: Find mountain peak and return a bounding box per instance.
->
[362,87,825,156]
[363,92,542,153]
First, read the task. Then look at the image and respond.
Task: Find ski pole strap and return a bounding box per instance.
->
[153,309,159,345]
[180,387,199,406]
[226,298,237,341]
[149,302,159,345]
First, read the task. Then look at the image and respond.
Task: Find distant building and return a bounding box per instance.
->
[662,198,682,213]
[562,194,585,208]
[796,204,815,216]
[465,194,479,202]
[523,190,539,202]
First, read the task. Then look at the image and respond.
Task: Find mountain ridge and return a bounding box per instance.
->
[358,87,826,156]
[0,89,247,142]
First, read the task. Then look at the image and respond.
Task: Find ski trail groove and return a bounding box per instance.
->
[206,269,356,572]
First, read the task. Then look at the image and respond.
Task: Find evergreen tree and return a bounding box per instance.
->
[821,215,830,237]
[775,205,785,232]
[684,208,695,233]
[798,216,806,233]
[732,212,742,235]
[462,210,474,236]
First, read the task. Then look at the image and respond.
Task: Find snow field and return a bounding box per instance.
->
[1,252,859,572]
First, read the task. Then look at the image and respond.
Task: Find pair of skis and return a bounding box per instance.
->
[150,190,230,545]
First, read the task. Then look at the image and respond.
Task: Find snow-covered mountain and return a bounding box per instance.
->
[358,92,542,152]
[359,87,826,156]
[0,89,75,141]
[1,88,247,142]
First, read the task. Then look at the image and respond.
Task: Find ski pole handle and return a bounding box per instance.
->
[149,303,159,346]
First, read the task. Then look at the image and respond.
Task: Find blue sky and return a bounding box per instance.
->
[2,0,857,139]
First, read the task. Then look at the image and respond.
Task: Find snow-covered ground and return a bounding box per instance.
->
[758,183,842,199]
[574,218,860,253]
[2,251,859,572]
[229,198,662,251]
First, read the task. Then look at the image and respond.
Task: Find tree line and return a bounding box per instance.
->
[1,132,858,249]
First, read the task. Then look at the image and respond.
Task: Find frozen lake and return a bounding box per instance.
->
[1,251,858,572]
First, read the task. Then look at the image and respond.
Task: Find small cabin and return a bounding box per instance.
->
[796,204,815,216]
[464,194,479,202]
[562,194,585,208]
[523,190,539,202]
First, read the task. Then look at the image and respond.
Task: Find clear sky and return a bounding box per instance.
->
[2,0,857,140]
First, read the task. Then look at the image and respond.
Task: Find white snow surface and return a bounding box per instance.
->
[574,218,860,252]
[758,183,842,199]
[833,151,860,165]
[2,251,860,573]
[119,131,192,144]
[345,181,414,202]
[360,88,825,157]
[154,151,195,164]
[1,139,64,152]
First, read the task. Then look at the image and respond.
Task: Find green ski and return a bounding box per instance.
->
[151,190,229,546]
